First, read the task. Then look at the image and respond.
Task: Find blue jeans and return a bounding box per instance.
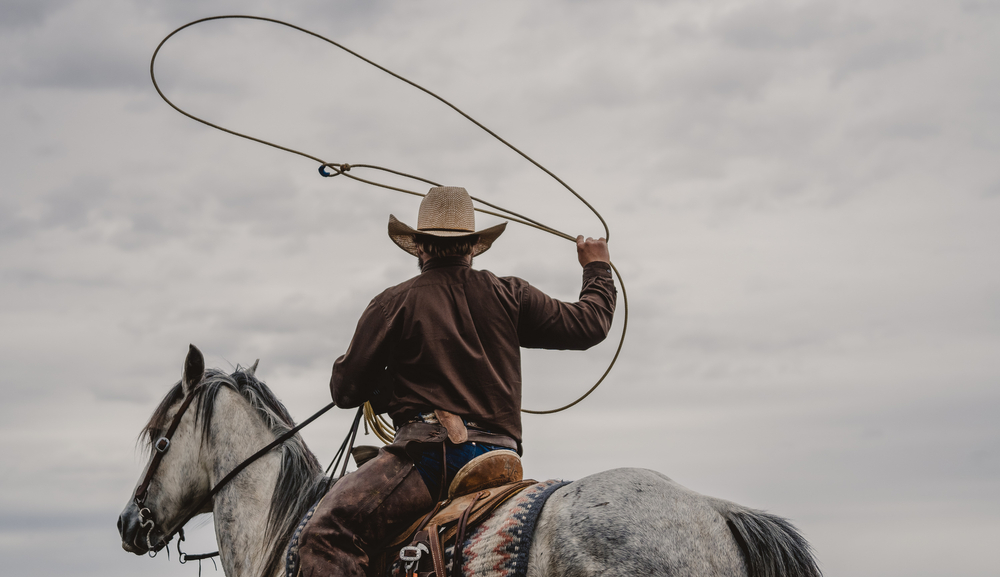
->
[414,441,509,500]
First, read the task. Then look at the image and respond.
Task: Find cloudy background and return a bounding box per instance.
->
[2,1,998,575]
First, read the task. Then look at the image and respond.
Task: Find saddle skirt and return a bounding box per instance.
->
[383,451,535,577]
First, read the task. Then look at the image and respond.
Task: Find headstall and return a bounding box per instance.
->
[132,383,205,555]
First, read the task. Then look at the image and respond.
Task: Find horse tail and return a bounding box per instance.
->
[710,499,822,577]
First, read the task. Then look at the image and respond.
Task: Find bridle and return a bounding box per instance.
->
[132,380,337,557]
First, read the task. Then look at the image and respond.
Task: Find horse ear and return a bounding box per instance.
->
[248,359,260,376]
[182,344,205,394]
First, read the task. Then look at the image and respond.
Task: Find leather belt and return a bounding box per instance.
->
[402,411,485,430]
[393,421,518,452]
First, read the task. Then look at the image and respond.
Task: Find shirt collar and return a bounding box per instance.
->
[420,255,472,273]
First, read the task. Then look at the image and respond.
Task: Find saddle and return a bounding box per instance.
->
[371,450,534,577]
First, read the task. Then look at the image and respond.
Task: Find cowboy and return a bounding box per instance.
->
[298,186,616,576]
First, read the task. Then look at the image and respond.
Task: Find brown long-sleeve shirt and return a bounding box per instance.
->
[330,255,617,446]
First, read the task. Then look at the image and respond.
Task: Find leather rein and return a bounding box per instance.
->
[133,381,338,557]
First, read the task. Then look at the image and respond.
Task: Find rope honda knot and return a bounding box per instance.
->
[318,163,351,177]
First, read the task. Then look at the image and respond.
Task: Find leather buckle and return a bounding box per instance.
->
[399,542,428,562]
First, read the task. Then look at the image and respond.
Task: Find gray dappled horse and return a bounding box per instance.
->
[118,346,821,577]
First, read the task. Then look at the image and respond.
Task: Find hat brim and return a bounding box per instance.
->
[388,215,506,257]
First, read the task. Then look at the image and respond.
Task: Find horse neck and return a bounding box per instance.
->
[205,387,286,577]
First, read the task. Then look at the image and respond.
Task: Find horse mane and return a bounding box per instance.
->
[141,366,329,577]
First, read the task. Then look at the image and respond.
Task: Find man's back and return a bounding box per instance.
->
[331,254,617,445]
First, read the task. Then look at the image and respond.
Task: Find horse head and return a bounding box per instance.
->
[117,345,325,577]
[118,345,214,555]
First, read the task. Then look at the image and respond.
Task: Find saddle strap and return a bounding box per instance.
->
[427,527,447,577]
[438,479,537,546]
[402,527,445,577]
[451,491,485,575]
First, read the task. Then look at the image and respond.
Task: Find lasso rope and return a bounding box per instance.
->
[150,15,628,439]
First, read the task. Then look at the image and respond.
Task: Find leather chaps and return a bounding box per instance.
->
[297,447,434,577]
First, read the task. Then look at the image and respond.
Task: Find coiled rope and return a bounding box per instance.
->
[150,15,628,441]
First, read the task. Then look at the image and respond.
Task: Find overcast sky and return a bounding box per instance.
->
[1,1,998,576]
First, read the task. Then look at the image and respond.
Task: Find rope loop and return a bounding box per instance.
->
[151,15,628,419]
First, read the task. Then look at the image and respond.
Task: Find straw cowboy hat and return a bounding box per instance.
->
[388,186,506,257]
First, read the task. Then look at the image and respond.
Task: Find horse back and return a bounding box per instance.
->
[528,468,749,577]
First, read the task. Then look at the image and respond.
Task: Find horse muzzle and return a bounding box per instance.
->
[118,501,166,555]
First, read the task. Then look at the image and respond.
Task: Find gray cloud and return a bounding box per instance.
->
[717,2,859,51]
[0,4,149,90]
[0,0,72,30]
